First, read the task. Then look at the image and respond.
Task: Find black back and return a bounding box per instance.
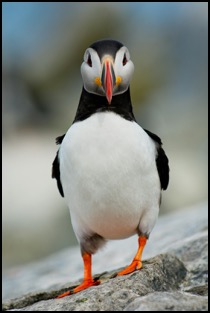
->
[144,129,169,190]
[52,147,64,197]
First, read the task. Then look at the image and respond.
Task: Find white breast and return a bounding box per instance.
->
[59,112,160,240]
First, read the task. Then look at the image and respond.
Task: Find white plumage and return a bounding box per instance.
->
[59,111,160,242]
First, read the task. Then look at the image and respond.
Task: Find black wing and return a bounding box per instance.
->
[144,129,169,190]
[52,134,65,197]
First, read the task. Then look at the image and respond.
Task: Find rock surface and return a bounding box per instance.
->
[2,202,208,311]
[125,291,208,311]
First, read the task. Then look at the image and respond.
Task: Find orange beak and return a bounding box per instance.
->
[101,58,116,104]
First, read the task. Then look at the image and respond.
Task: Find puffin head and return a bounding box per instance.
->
[81,39,134,104]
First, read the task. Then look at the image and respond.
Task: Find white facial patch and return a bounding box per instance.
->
[113,46,134,95]
[81,48,105,96]
[80,45,134,97]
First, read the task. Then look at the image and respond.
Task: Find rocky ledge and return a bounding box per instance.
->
[2,202,208,311]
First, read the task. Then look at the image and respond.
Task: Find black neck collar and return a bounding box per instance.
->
[73,87,136,124]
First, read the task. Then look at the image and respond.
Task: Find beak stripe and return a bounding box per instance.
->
[101,64,105,88]
[105,61,113,104]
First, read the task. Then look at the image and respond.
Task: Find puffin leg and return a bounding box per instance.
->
[73,251,100,293]
[117,236,147,276]
[57,252,100,298]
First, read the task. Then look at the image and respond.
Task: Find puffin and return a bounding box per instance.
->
[52,39,169,298]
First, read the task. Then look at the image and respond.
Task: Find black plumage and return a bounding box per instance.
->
[90,39,123,60]
[52,136,65,197]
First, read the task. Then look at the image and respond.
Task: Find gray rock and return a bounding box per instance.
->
[3,254,186,311]
[124,291,208,311]
[2,202,208,311]
[168,230,208,291]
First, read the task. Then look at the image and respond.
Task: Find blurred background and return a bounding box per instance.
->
[2,2,208,271]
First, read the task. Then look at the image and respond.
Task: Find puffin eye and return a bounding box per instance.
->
[122,53,127,66]
[87,53,92,67]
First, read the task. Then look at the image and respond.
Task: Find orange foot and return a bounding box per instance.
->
[117,259,142,276]
[117,236,147,276]
[56,279,100,298]
[73,279,100,293]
